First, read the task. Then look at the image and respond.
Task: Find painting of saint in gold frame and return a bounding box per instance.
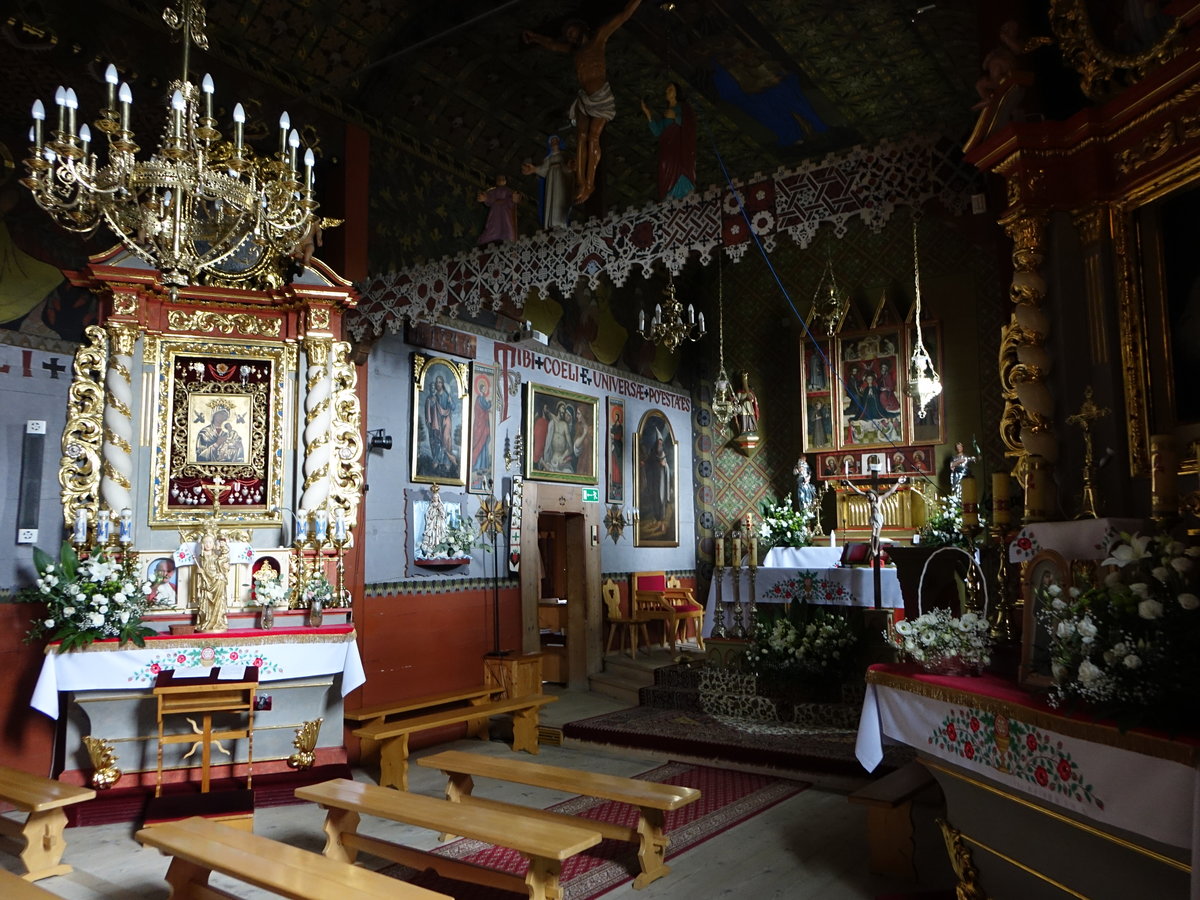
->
[633,409,678,547]
[411,354,470,486]
[837,329,906,450]
[153,342,287,525]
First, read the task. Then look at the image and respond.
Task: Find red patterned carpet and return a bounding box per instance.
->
[385,762,808,899]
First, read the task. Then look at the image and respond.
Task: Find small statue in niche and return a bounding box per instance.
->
[735,372,759,436]
[193,520,231,633]
[476,174,523,246]
[418,484,450,558]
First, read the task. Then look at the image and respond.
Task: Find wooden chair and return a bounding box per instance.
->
[602,578,651,658]
[666,575,705,649]
[631,571,705,651]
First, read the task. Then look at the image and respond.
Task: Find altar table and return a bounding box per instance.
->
[32,627,365,779]
[704,566,901,637]
[762,546,843,568]
[856,664,1198,899]
[1007,516,1144,563]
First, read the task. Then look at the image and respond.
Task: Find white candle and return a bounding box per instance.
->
[96,510,111,543]
[73,509,88,545]
[119,508,133,544]
[334,509,347,541]
[295,509,308,542]
[314,509,328,542]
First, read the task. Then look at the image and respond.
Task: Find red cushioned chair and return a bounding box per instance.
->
[631,571,705,651]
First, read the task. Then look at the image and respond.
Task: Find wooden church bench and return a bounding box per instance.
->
[417,749,701,888]
[0,869,58,897]
[295,778,600,900]
[0,765,95,881]
[847,759,937,879]
[351,693,557,790]
[345,685,504,757]
[136,815,448,899]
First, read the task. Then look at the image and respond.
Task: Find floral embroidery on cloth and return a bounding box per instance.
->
[929,708,1104,809]
[759,571,851,605]
[129,647,282,684]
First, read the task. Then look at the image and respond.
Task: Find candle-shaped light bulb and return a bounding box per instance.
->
[104,63,118,109]
[278,111,290,152]
[639,309,645,332]
[654,303,662,323]
[64,87,78,137]
[170,88,185,137]
[288,128,300,170]
[304,147,315,191]
[54,85,66,133]
[201,73,214,119]
[687,303,695,324]
[698,312,705,332]
[31,99,45,150]
[118,82,132,132]
[232,102,245,151]
[78,123,91,157]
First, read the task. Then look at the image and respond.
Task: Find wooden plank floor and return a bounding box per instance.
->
[2,689,954,899]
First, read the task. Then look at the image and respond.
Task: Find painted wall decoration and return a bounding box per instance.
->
[468,362,496,494]
[634,409,679,547]
[606,396,625,504]
[524,383,598,485]
[411,353,469,486]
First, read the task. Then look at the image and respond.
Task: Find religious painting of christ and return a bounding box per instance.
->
[523,383,598,486]
[468,363,496,494]
[411,354,469,486]
[837,329,906,449]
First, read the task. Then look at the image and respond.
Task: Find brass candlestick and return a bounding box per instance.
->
[711,528,728,639]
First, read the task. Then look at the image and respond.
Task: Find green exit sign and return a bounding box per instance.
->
[582,488,600,502]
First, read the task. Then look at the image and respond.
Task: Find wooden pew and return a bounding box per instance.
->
[0,869,58,898]
[352,693,557,790]
[847,759,937,879]
[296,778,600,900]
[344,686,504,759]
[417,749,701,889]
[0,765,95,881]
[135,815,449,899]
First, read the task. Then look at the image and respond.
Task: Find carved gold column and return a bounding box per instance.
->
[60,326,108,531]
[100,323,137,517]
[999,210,1057,481]
[328,341,364,531]
[1071,204,1112,367]
[300,308,335,516]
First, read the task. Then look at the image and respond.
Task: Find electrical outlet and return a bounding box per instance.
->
[26,420,46,435]
[17,528,38,544]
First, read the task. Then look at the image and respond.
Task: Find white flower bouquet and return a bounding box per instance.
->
[19,542,154,651]
[758,498,812,549]
[888,607,991,674]
[747,603,860,684]
[252,565,288,607]
[1041,532,1200,728]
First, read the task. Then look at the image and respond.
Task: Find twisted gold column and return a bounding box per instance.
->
[60,326,108,530]
[100,323,137,516]
[328,340,363,533]
[300,336,334,515]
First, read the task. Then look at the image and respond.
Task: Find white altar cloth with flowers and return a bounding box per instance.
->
[704,566,901,637]
[31,626,365,719]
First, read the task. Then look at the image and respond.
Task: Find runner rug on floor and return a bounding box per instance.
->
[384,761,808,900]
[562,706,914,776]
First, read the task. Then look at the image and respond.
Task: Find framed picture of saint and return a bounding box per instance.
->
[633,410,678,547]
[606,397,625,504]
[411,354,469,486]
[467,363,496,494]
[837,329,906,449]
[523,383,599,485]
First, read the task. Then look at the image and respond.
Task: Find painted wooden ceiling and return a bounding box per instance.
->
[1,1,982,262]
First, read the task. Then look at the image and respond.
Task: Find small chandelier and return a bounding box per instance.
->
[638,274,706,353]
[906,219,942,417]
[710,254,738,434]
[810,256,849,336]
[21,0,318,289]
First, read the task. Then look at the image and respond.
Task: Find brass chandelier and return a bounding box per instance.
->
[810,256,849,336]
[710,254,738,434]
[906,219,942,416]
[21,0,318,289]
[638,274,706,353]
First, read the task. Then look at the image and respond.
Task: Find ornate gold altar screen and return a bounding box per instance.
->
[58,247,362,614]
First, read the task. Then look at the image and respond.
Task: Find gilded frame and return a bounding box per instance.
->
[633,409,679,547]
[152,338,288,526]
[1020,549,1071,690]
[523,383,599,485]
[835,328,907,451]
[411,353,470,486]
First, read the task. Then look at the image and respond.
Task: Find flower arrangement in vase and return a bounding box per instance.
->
[252,563,288,628]
[888,607,991,675]
[19,542,155,651]
[1040,532,1199,730]
[757,498,812,550]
